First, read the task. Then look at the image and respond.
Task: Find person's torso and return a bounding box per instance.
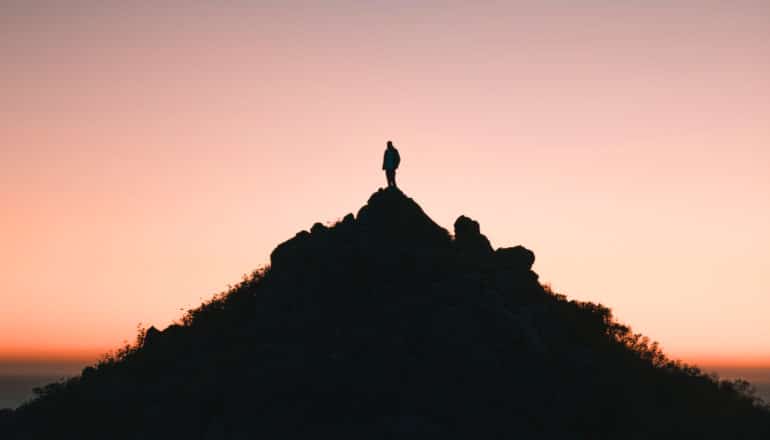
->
[384,149,397,169]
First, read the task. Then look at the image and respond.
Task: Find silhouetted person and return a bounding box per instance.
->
[382,141,401,188]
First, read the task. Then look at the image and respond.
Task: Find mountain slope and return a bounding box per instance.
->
[3,188,769,439]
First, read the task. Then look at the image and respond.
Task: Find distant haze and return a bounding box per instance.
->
[1,1,769,366]
[0,360,85,409]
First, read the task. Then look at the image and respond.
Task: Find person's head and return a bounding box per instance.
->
[387,141,394,149]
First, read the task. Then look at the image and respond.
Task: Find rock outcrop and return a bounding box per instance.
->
[495,245,535,271]
[453,215,493,258]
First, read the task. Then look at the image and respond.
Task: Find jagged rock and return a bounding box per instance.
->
[163,323,183,337]
[310,222,327,235]
[495,245,535,271]
[143,326,162,347]
[337,213,355,230]
[453,215,493,258]
[332,213,356,238]
[453,215,481,237]
[269,230,311,270]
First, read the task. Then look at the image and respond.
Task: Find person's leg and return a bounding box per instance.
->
[391,170,397,187]
[386,169,395,187]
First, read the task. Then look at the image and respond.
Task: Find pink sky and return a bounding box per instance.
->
[1,1,769,367]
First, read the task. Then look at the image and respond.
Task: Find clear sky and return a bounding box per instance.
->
[1,1,769,367]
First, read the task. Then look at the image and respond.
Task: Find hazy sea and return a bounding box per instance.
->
[0,375,69,409]
[704,366,770,405]
[0,360,86,409]
[1,366,769,410]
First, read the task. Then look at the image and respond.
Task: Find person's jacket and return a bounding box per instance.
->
[382,148,401,170]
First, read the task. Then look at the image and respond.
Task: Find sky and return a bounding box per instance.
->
[1,1,769,369]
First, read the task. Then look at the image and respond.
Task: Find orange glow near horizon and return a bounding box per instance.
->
[2,2,770,370]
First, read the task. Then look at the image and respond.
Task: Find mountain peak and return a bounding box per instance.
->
[356,187,450,249]
[269,187,452,274]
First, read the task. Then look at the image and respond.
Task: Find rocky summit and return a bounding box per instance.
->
[2,188,769,439]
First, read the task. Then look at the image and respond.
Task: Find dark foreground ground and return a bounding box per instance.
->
[3,367,769,410]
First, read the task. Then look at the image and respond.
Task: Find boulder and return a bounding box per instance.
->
[310,222,327,235]
[494,245,535,271]
[453,215,493,258]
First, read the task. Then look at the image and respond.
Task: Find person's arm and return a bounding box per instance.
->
[382,150,388,170]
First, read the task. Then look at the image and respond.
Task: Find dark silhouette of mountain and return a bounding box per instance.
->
[2,188,769,438]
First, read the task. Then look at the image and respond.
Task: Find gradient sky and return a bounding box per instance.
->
[2,1,769,368]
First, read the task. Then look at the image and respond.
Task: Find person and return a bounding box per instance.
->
[382,141,401,188]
